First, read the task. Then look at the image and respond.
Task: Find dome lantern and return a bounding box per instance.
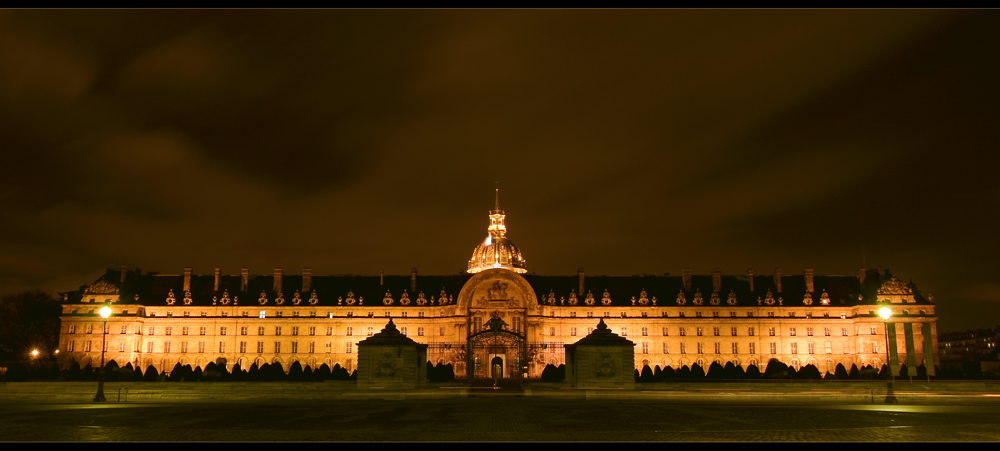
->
[467,189,527,274]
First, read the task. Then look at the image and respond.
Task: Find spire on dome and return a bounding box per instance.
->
[468,189,526,274]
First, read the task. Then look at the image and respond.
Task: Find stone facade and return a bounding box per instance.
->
[565,319,635,389]
[356,319,427,389]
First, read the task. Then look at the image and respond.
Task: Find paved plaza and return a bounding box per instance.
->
[2,395,999,441]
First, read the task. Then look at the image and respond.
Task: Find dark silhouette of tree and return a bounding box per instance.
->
[3,361,27,381]
[899,364,909,378]
[82,364,95,381]
[653,365,662,382]
[332,363,350,380]
[849,364,860,380]
[835,363,849,380]
[733,363,746,379]
[745,363,760,379]
[557,364,565,381]
[662,365,676,381]
[877,364,890,379]
[722,362,737,380]
[785,365,798,379]
[0,291,61,362]
[288,361,303,381]
[634,368,640,382]
[706,362,725,380]
[639,365,654,383]
[315,363,332,381]
[143,365,158,382]
[443,363,455,382]
[132,363,143,381]
[799,364,822,380]
[916,364,928,379]
[677,365,691,379]
[690,363,705,379]
[248,363,261,381]
[349,369,357,380]
[763,359,788,379]
[67,362,83,381]
[270,362,286,381]
[541,364,561,382]
[303,366,313,381]
[192,366,203,381]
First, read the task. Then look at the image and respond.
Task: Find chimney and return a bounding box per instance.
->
[856,267,866,284]
[682,268,692,291]
[578,268,585,295]
[241,267,249,292]
[747,268,754,292]
[183,267,192,292]
[380,270,384,286]
[274,267,283,293]
[712,267,721,293]
[804,268,814,293]
[411,268,417,293]
[121,265,127,283]
[214,268,221,291]
[774,268,782,293]
[302,267,312,293]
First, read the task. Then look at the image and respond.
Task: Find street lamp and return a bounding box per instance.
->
[94,303,112,402]
[878,306,898,404]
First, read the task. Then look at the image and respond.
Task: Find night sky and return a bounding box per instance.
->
[1,10,997,333]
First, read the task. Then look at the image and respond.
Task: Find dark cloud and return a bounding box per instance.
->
[0,10,995,332]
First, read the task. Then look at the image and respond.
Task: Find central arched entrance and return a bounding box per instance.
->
[467,313,526,388]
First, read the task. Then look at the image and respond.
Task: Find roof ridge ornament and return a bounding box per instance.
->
[467,189,527,274]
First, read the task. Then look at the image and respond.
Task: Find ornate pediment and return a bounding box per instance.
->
[692,289,703,306]
[819,289,830,306]
[585,290,595,306]
[727,290,737,306]
[220,289,231,305]
[709,291,720,306]
[383,291,394,305]
[487,281,511,301]
[85,280,119,295]
[676,290,687,305]
[878,277,912,295]
[400,290,411,306]
[802,292,813,306]
[764,289,775,306]
[258,291,268,305]
[308,290,318,305]
[182,291,192,306]
[568,290,578,306]
[416,291,427,306]
[165,289,176,305]
[601,290,611,306]
[294,290,305,305]
[639,290,649,306]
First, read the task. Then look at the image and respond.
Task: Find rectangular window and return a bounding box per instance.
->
[276,312,282,317]
[790,327,796,337]
[621,312,626,318]
[588,327,593,334]
[346,327,353,336]
[440,327,445,336]
[807,327,813,337]
[808,343,814,354]
[550,327,556,336]
[346,343,353,353]
[326,326,333,336]
[680,343,686,354]
[401,312,407,318]
[872,343,878,354]
[219,342,225,353]
[182,326,189,336]
[309,342,315,354]
[731,327,737,336]
[181,342,188,353]
[164,342,171,353]
[825,342,832,354]
[842,327,848,336]
[662,327,669,336]
[789,312,795,318]
[240,342,246,354]
[85,341,93,352]
[309,327,315,336]
[680,327,686,336]
[768,312,774,318]
[118,342,126,352]
[696,312,702,318]
[749,342,755,354]
[870,326,877,335]
[698,343,704,354]
[732,342,738,354]
[769,342,776,354]
[367,327,373,336]
[621,327,627,337]
[843,343,849,354]
[642,342,648,354]
[325,342,331,353]
[730,312,736,318]
[120,325,127,334]
[259,311,265,319]
[293,312,299,317]
[680,312,685,318]
[697,328,703,336]
[257,342,264,353]
[385,311,390,318]
[68,340,75,352]
[824,327,831,336]
[662,312,668,317]
[570,312,576,318]
[69,325,76,334]
[713,327,720,336]
[401,327,407,336]
[418,327,424,336]
[275,327,281,336]
[714,342,721,354]
[201,312,207,317]
[418,312,424,318]
[570,327,577,336]
[642,327,648,336]
[310,311,316,318]
[791,343,797,354]
[749,327,755,337]
[147,342,153,353]
[713,312,719,318]
[841,313,847,319]
[292,327,299,336]
[198,342,204,353]
[165,327,172,336]
[258,327,265,336]
[769,327,775,337]
[587,312,593,318]
[663,342,669,354]
[747,312,753,317]
[275,342,281,353]
[291,342,298,354]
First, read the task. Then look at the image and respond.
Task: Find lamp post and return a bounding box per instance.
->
[878,306,898,404]
[94,304,111,402]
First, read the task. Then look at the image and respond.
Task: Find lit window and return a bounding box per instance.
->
[825,342,832,354]
[791,343,797,354]
[697,328,703,336]
[259,311,265,319]
[621,327,627,337]
[841,313,847,319]
[768,327,775,337]
[120,325,127,334]
[824,327,830,336]
[842,327,848,336]
[367,327,373,336]
[401,327,407,336]
[790,327,796,337]
[808,343,814,354]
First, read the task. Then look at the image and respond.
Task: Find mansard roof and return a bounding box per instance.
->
[70,267,930,308]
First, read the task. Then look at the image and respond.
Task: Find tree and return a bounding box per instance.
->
[270,362,286,381]
[849,364,860,380]
[132,364,143,381]
[0,291,61,362]
[542,364,560,382]
[315,364,332,381]
[661,365,676,381]
[639,365,654,383]
[143,365,159,382]
[745,363,760,379]
[690,363,705,379]
[899,364,909,378]
[763,359,788,379]
[835,363,849,380]
[288,361,303,381]
[733,363,746,380]
[677,365,691,379]
[799,364,822,380]
[303,366,313,381]
[653,365,662,382]
[916,364,928,379]
[706,362,725,380]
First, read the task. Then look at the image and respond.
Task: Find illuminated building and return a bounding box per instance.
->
[57,194,939,378]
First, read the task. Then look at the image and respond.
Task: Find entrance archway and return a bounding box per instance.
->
[467,313,526,387]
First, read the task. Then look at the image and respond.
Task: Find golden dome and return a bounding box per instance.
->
[467,190,527,274]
